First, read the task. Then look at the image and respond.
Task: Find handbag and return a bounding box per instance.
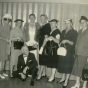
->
[82,63,88,81]
[13,41,24,49]
[28,43,37,51]
[57,43,67,56]
[44,41,54,55]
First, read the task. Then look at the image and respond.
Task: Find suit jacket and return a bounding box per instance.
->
[17,52,38,73]
[23,22,40,42]
[75,28,88,56]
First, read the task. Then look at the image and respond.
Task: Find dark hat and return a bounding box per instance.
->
[49,19,59,23]
[79,16,88,22]
[14,19,24,22]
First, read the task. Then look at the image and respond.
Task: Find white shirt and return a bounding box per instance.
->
[23,55,27,64]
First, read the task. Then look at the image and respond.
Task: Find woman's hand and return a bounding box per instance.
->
[46,36,53,41]
[61,40,68,44]
[61,40,74,45]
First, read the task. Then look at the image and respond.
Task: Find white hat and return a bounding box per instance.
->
[3,13,12,19]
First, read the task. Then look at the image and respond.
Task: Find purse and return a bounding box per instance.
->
[57,44,67,56]
[28,43,37,51]
[82,63,88,81]
[13,41,24,49]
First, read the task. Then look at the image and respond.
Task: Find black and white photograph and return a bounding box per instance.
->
[0,0,88,88]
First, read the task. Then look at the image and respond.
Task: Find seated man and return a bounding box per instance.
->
[12,46,38,86]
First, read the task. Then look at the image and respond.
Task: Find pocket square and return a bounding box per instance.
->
[28,60,32,62]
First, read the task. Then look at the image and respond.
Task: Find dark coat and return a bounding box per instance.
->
[75,28,88,56]
[17,52,38,73]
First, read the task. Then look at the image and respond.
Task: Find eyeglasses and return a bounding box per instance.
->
[3,18,12,22]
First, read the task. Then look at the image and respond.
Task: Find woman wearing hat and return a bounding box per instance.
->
[36,14,51,80]
[57,19,77,88]
[0,13,12,79]
[23,14,40,61]
[71,16,88,88]
[10,19,24,77]
[39,19,61,82]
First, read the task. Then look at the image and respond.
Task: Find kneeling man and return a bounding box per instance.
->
[12,46,38,86]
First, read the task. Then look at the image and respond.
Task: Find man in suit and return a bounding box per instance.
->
[12,46,38,86]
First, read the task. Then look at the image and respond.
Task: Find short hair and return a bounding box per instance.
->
[40,14,48,19]
[29,14,36,18]
[21,45,29,53]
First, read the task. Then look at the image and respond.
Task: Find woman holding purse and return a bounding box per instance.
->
[57,19,77,88]
[10,19,24,77]
[39,19,61,82]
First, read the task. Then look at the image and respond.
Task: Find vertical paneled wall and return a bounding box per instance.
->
[0,2,88,31]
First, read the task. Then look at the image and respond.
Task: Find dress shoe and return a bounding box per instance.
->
[57,80,65,83]
[71,84,80,88]
[30,80,34,86]
[22,78,26,82]
[46,78,55,82]
[62,86,67,88]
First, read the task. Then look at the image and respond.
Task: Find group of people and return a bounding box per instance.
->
[0,13,88,88]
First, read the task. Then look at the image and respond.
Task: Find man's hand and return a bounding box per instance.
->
[23,66,29,74]
[20,73,26,79]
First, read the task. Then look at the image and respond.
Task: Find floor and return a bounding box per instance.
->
[0,71,87,88]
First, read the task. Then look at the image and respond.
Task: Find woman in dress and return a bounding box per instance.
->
[23,14,40,61]
[36,14,51,80]
[0,13,12,79]
[10,19,24,77]
[40,19,61,82]
[71,16,88,88]
[57,19,77,88]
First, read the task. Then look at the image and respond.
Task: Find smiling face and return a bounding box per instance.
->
[65,20,72,29]
[16,21,22,28]
[50,21,57,29]
[80,20,88,29]
[22,46,29,56]
[3,18,11,25]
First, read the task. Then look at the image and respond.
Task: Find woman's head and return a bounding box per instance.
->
[2,13,12,25]
[49,19,59,29]
[14,19,24,28]
[65,19,73,29]
[29,14,36,23]
[79,16,88,29]
[40,14,48,24]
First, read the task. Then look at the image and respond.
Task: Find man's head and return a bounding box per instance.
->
[21,46,29,56]
[79,16,88,29]
[29,14,36,23]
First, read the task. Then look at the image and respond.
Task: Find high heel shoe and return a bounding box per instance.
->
[57,80,65,83]
[36,76,42,81]
[46,78,55,82]
[71,84,80,88]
